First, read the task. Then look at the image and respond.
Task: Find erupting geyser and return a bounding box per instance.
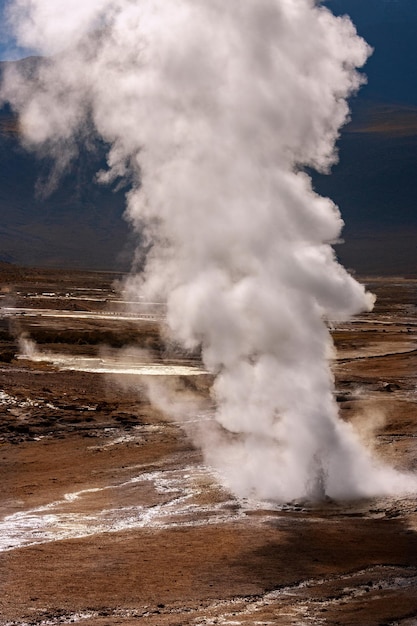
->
[2,0,417,501]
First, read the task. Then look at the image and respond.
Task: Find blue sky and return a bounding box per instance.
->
[0,0,31,61]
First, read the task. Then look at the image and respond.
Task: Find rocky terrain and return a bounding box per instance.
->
[0,264,416,625]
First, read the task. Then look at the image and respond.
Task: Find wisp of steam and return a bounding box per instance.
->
[2,0,416,501]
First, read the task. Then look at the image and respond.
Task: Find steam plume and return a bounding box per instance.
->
[2,0,416,500]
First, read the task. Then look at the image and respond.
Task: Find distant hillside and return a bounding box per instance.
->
[0,64,132,270]
[326,0,417,106]
[1,0,417,275]
[312,101,417,275]
[314,0,417,275]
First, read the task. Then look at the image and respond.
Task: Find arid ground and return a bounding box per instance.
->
[0,264,416,626]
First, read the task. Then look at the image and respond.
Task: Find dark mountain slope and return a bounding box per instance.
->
[327,0,417,106]
[313,107,417,275]
[315,0,417,275]
[0,95,132,270]
[1,1,417,274]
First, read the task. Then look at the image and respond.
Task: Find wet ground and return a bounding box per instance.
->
[0,265,417,625]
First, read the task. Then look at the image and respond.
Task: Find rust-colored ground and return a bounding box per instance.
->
[0,267,417,625]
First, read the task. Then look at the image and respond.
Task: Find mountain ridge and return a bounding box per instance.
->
[1,0,417,275]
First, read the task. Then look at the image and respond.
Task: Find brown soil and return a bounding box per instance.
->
[0,267,417,625]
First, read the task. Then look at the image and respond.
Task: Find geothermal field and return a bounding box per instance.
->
[0,263,416,626]
[1,1,417,624]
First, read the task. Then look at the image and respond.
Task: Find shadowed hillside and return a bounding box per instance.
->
[0,60,132,270]
[2,0,417,275]
[315,0,417,275]
[312,100,417,276]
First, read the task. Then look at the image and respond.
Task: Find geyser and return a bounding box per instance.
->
[2,0,416,501]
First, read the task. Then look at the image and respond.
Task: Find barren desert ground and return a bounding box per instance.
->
[0,264,417,625]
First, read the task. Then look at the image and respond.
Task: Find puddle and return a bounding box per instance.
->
[18,352,207,376]
[0,465,244,552]
[2,306,162,322]
[335,341,417,361]
[0,391,58,410]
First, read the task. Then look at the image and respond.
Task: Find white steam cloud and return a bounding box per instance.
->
[2,0,416,501]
